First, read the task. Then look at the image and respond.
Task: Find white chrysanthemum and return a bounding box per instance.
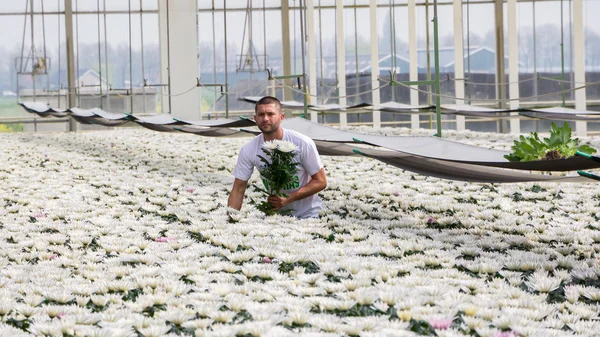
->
[525,271,562,293]
[226,208,244,222]
[13,304,38,318]
[567,320,600,335]
[286,310,310,325]
[322,282,346,295]
[194,302,223,319]
[90,295,110,307]
[581,286,600,301]
[225,296,247,313]
[181,318,213,330]
[308,315,343,333]
[567,303,597,320]
[277,141,297,153]
[262,140,279,151]
[228,250,259,264]
[348,288,378,306]
[372,301,389,313]
[297,273,325,285]
[561,286,581,304]
[209,310,237,323]
[28,321,62,337]
[138,324,171,337]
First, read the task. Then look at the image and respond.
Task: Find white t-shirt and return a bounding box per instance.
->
[233,128,323,218]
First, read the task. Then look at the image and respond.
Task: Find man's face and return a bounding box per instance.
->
[255,103,284,135]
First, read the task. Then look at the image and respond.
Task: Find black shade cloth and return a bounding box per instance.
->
[279,118,600,172]
[175,117,256,128]
[19,102,69,117]
[354,147,593,183]
[175,126,250,137]
[441,104,517,118]
[520,107,600,122]
[17,103,600,180]
[377,102,435,113]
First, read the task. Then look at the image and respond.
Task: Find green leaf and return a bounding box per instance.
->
[408,319,437,335]
[505,122,597,162]
[578,144,597,155]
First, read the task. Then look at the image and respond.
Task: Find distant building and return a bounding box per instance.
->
[20,68,157,114]
[76,69,109,92]
[417,46,512,74]
[356,47,513,75]
[200,46,513,87]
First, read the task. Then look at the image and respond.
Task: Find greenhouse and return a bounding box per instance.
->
[1,1,600,336]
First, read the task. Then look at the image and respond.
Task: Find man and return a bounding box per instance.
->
[228,96,327,218]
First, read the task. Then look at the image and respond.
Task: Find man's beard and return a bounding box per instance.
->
[259,123,278,134]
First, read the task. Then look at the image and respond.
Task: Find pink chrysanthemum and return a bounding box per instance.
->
[429,318,453,330]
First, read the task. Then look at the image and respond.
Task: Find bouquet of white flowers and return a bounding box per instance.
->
[253,140,299,215]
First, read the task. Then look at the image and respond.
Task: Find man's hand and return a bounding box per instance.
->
[267,168,326,211]
[267,195,288,210]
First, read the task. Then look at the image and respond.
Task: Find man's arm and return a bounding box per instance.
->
[228,178,249,210]
[268,168,326,210]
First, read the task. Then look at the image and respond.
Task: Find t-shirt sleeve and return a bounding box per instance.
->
[301,139,323,176]
[232,146,255,181]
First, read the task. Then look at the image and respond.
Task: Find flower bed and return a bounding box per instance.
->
[0,127,599,336]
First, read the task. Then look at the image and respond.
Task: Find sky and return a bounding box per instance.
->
[0,0,158,52]
[0,1,599,54]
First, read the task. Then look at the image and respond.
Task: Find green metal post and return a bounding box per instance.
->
[560,42,566,107]
[270,73,308,118]
[560,0,565,107]
[304,73,308,119]
[432,0,442,137]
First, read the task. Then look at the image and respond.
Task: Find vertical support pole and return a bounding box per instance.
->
[97,0,103,109]
[494,0,507,134]
[370,0,381,128]
[128,0,134,113]
[223,1,229,118]
[573,0,586,136]
[307,0,317,121]
[281,0,292,101]
[317,0,324,106]
[336,1,347,127]
[211,0,217,118]
[75,0,81,108]
[298,0,308,119]
[64,0,77,131]
[507,0,520,134]
[158,0,199,120]
[158,0,169,113]
[103,0,111,112]
[30,0,36,103]
[453,0,465,131]
[140,0,147,114]
[408,0,419,129]
[432,0,442,137]
[58,0,62,108]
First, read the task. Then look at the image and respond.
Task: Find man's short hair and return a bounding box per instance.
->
[255,96,281,113]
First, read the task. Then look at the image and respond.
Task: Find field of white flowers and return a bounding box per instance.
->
[1,126,600,337]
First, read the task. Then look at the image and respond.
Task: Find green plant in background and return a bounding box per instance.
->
[0,124,16,132]
[0,97,25,132]
[505,122,597,162]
